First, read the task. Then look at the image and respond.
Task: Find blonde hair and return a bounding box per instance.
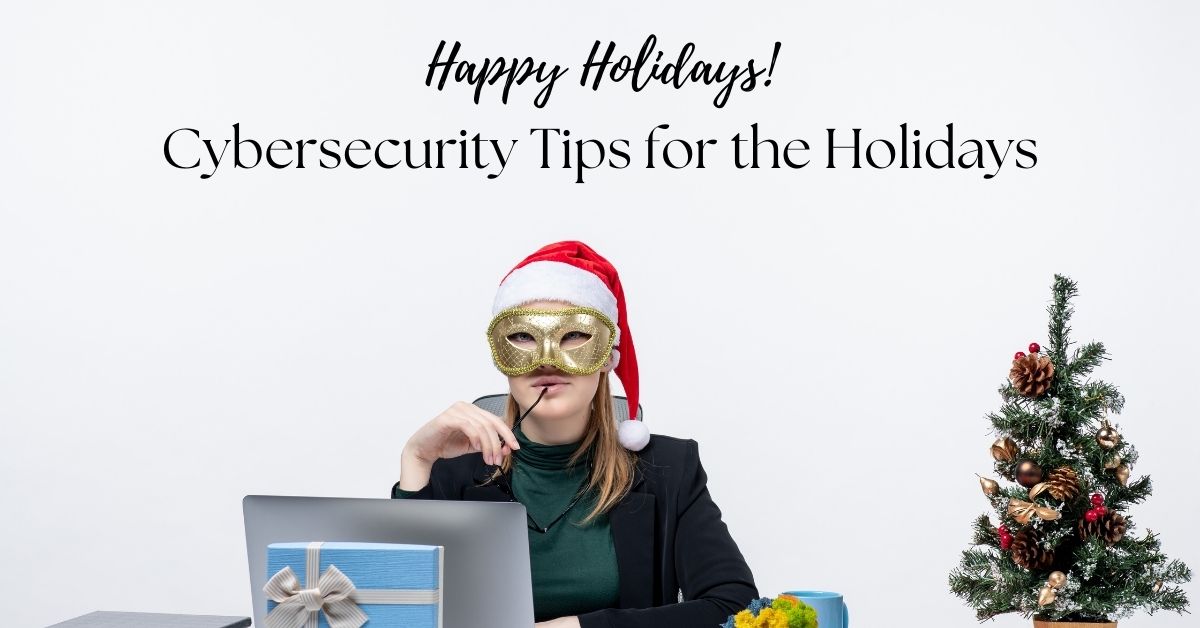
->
[483,374,638,525]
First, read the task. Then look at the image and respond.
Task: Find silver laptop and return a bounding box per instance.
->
[242,495,534,628]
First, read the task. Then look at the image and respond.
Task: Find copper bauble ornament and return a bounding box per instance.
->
[1096,422,1121,450]
[1017,460,1045,488]
[1114,464,1131,486]
[1048,571,1067,588]
[978,475,1000,496]
[1038,585,1056,607]
[991,437,1018,461]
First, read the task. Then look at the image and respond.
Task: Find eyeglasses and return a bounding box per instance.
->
[490,386,593,534]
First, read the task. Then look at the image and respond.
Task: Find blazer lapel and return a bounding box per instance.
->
[608,462,656,608]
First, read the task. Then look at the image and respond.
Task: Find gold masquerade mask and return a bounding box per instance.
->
[487,306,616,376]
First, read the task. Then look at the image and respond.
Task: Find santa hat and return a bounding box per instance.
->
[493,241,649,451]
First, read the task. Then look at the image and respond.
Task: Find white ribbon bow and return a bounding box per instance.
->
[263,564,369,628]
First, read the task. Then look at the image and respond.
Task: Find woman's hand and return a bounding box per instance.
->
[397,401,521,491]
[404,401,521,467]
[534,616,580,628]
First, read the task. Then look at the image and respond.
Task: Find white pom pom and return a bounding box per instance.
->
[618,419,650,451]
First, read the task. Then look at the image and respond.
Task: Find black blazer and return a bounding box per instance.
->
[391,434,759,628]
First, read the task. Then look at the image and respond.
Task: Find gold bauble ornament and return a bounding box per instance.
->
[1115,464,1131,487]
[1048,571,1067,588]
[1096,421,1121,450]
[978,475,1000,496]
[1038,585,1057,607]
[991,437,1019,461]
[1104,455,1123,470]
[1039,571,1068,606]
[1153,579,1164,593]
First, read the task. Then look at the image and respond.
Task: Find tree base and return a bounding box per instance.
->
[1033,616,1116,628]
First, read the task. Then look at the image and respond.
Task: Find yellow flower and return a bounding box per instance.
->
[733,608,791,628]
[761,608,791,628]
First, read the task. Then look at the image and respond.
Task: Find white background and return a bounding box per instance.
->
[2,2,1198,627]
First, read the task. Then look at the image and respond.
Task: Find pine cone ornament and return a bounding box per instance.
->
[1079,511,1127,545]
[1044,466,1080,501]
[1010,354,1055,397]
[1010,528,1055,570]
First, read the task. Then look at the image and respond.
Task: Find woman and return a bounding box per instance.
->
[393,241,758,628]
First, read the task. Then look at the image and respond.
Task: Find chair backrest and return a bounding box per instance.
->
[472,393,643,421]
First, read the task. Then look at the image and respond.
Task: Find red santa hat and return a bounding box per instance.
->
[493,241,649,451]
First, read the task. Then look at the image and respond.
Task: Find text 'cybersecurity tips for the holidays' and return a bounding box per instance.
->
[164,123,1037,183]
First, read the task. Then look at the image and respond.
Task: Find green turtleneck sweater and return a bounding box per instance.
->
[394,425,621,621]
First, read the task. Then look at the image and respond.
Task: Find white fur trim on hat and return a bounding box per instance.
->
[493,260,619,323]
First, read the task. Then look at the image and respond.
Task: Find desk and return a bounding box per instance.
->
[47,611,251,628]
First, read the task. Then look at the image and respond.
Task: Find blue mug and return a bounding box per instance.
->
[783,590,848,628]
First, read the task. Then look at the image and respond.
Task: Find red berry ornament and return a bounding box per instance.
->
[997,524,1013,550]
[1029,342,1041,353]
[1014,351,1027,360]
[1085,509,1100,523]
[1091,493,1105,507]
[1094,505,1107,517]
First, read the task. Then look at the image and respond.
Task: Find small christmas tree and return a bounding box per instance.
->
[949,275,1191,623]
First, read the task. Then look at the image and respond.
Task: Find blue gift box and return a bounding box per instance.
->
[266,542,443,628]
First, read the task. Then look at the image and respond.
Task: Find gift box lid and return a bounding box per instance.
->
[267,542,442,590]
